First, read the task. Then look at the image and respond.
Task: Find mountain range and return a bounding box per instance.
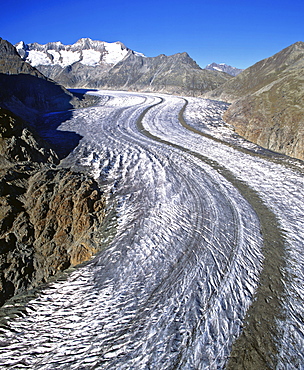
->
[3,35,304,160]
[16,37,303,161]
[16,38,232,95]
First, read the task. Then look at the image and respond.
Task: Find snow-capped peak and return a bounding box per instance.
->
[15,41,26,50]
[15,38,144,68]
[205,62,243,76]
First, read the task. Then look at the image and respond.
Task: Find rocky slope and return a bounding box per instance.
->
[0,40,107,306]
[16,38,232,95]
[0,107,107,306]
[205,62,243,76]
[0,37,98,124]
[0,38,76,120]
[96,51,232,96]
[205,42,304,160]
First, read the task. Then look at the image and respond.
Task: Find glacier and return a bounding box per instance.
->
[0,91,303,369]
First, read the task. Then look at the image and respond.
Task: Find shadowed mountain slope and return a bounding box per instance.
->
[0,38,78,121]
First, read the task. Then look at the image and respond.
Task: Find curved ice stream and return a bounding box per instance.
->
[0,91,303,369]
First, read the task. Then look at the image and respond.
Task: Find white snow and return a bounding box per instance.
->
[134,51,147,58]
[103,42,128,64]
[47,50,61,64]
[26,50,52,66]
[16,38,146,68]
[14,41,25,50]
[59,50,81,66]
[81,49,101,66]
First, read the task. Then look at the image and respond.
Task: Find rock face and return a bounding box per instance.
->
[0,107,106,306]
[96,52,232,96]
[16,38,232,95]
[0,107,58,167]
[205,62,243,76]
[205,42,304,160]
[27,169,105,270]
[0,38,44,77]
[0,40,107,306]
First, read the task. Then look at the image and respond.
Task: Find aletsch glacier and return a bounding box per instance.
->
[0,91,303,369]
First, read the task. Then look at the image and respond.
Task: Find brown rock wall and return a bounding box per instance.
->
[0,107,107,306]
[223,73,304,160]
[206,42,304,161]
[0,166,106,306]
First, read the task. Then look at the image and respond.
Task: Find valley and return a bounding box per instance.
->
[0,91,303,369]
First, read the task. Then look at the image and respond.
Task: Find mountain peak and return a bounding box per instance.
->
[15,38,136,68]
[14,40,26,50]
[289,41,304,49]
[14,37,231,94]
[74,37,103,49]
[205,62,243,76]
[76,37,93,43]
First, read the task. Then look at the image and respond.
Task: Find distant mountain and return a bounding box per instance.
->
[15,38,138,69]
[205,41,304,160]
[205,63,243,76]
[16,38,232,95]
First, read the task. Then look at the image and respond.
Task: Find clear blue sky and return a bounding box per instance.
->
[1,0,303,69]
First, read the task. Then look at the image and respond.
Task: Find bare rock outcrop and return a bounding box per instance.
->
[0,108,106,307]
[27,169,106,280]
[0,106,58,166]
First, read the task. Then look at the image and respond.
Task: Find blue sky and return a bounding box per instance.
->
[1,0,303,69]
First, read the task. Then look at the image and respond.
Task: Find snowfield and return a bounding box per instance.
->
[0,91,303,369]
[15,39,133,68]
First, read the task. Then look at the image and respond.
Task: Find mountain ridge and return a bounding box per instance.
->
[205,41,304,102]
[205,41,304,160]
[16,38,232,95]
[15,38,134,68]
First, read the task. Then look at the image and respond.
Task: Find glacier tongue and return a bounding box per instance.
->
[0,91,303,369]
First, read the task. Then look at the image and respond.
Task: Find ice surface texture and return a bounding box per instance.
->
[0,91,303,369]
